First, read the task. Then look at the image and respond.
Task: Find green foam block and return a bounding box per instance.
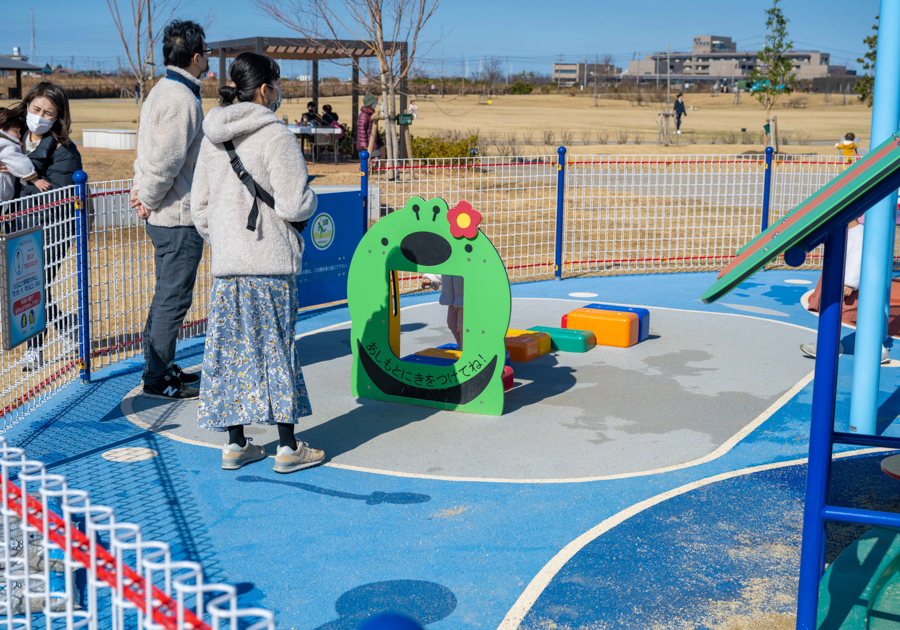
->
[527,326,596,353]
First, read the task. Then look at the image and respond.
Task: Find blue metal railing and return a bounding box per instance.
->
[554,146,566,280]
[73,170,91,384]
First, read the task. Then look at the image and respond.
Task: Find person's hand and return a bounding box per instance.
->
[129,188,140,209]
[33,179,52,192]
[0,163,9,175]
[135,203,150,220]
[844,285,854,297]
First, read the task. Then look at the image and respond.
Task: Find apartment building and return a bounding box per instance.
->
[552,62,622,87]
[619,35,847,82]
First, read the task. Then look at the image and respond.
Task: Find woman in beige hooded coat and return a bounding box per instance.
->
[191,52,324,474]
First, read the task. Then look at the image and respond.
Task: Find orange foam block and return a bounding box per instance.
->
[565,308,639,348]
[504,333,539,363]
[507,329,551,356]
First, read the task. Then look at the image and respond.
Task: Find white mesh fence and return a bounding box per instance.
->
[564,154,766,274]
[0,187,83,433]
[371,156,559,291]
[87,180,213,371]
[0,435,274,630]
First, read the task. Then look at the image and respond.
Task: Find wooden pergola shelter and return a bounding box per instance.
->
[0,56,42,100]
[206,37,409,157]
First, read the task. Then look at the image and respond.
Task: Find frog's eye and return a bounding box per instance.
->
[465,244,473,253]
[381,237,389,246]
[412,204,420,221]
[432,206,440,221]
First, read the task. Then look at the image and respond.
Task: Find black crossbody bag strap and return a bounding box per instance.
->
[223,140,275,232]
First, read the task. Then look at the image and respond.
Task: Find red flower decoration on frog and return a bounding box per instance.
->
[447,201,481,239]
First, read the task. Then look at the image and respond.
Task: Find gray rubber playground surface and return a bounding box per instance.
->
[125,299,814,480]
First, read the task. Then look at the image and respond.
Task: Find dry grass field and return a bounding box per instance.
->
[0,92,873,184]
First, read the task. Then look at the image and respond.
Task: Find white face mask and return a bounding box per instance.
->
[26,112,55,136]
[266,85,282,113]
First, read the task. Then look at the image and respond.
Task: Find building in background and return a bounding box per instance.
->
[552,62,622,88]
[620,35,849,83]
[551,36,850,86]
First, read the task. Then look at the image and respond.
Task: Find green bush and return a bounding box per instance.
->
[411,132,479,163]
[540,84,553,95]
[509,81,534,95]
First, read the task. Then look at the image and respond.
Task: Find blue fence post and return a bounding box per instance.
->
[555,146,567,280]
[73,170,91,384]
[795,225,848,629]
[760,146,774,232]
[360,150,370,235]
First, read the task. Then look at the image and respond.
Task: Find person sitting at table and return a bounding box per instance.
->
[298,101,322,125]
[321,104,338,125]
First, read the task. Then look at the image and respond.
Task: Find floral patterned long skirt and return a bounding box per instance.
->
[198,275,312,432]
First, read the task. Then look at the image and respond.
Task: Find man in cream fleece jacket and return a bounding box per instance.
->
[131,19,210,401]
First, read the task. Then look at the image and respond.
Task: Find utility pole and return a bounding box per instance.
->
[557,53,563,90]
[29,10,35,66]
[506,56,509,86]
[593,53,599,106]
[667,42,671,110]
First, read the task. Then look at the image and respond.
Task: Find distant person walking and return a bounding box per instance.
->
[134,82,141,105]
[130,19,210,400]
[836,132,859,165]
[191,52,324,473]
[674,93,687,134]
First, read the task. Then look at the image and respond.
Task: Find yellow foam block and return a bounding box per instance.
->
[507,329,552,356]
[565,308,639,348]
[416,348,462,360]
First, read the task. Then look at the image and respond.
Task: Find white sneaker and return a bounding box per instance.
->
[221,439,267,470]
[21,348,43,372]
[883,347,891,364]
[274,441,325,474]
[676,130,682,134]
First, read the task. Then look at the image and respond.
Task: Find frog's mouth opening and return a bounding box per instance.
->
[357,340,497,404]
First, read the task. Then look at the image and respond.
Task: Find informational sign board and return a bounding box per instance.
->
[397,113,413,126]
[296,191,364,309]
[0,226,46,350]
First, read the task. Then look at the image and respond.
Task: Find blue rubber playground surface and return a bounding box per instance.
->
[9,269,900,629]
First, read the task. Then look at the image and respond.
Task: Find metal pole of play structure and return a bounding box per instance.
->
[796,227,848,629]
[849,0,900,435]
[760,147,774,232]
[73,170,91,384]
[555,146,566,280]
[360,150,370,234]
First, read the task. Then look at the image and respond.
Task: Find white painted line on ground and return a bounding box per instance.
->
[101,447,158,462]
[495,446,897,630]
[567,292,598,298]
[786,279,813,285]
[126,298,823,483]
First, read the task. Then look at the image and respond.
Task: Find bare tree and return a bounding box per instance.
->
[253,0,440,171]
[106,0,181,110]
[482,55,503,96]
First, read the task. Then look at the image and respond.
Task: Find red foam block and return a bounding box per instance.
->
[502,365,514,392]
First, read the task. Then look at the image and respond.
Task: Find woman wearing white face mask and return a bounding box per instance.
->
[191,52,323,474]
[16,83,82,197]
[6,82,83,372]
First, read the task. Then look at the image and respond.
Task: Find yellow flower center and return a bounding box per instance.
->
[457,214,471,229]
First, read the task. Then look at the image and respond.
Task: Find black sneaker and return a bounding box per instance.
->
[143,374,199,400]
[172,364,201,386]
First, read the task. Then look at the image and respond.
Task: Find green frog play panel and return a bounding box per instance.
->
[348,197,511,416]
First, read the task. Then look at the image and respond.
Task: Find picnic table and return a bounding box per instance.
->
[287,124,341,165]
[783,99,808,109]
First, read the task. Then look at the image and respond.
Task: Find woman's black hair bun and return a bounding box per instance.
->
[219,85,238,105]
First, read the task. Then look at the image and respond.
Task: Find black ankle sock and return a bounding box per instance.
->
[277,423,298,450]
[227,426,247,448]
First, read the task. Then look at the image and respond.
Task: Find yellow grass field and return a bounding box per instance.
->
[0,92,874,184]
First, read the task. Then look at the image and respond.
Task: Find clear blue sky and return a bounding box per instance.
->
[0,0,880,79]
